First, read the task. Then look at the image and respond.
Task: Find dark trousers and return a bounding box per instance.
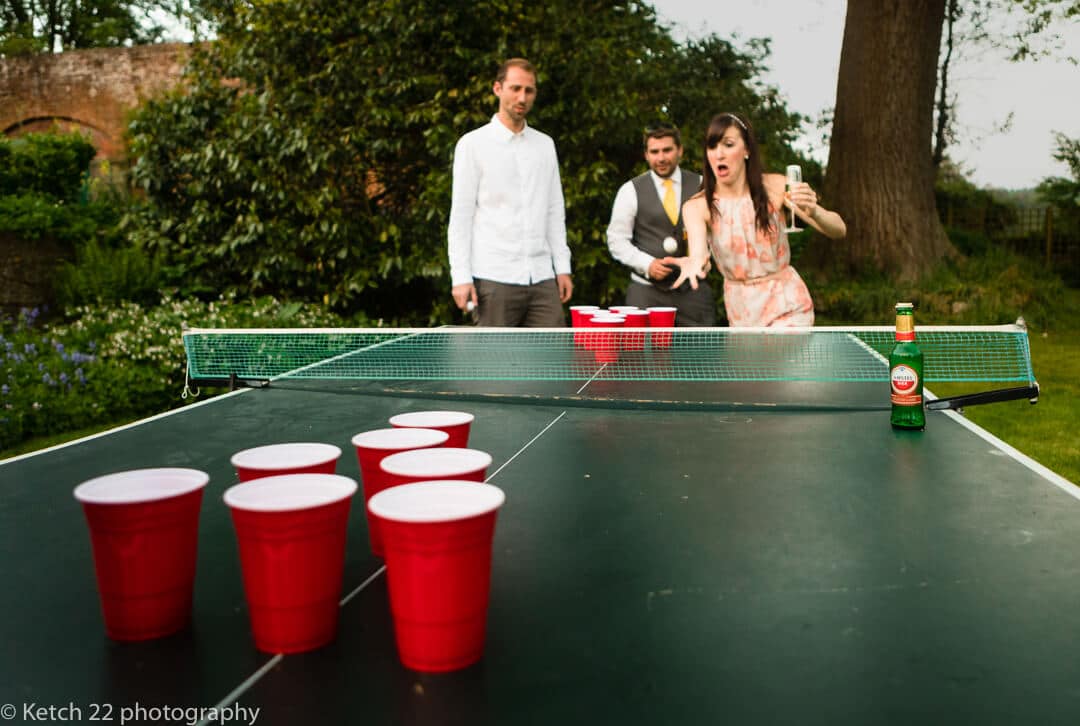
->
[474,278,566,327]
[625,280,717,326]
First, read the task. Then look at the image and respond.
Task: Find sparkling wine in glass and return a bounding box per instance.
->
[785,164,802,233]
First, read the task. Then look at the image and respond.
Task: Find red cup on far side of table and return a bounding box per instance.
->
[647,307,677,348]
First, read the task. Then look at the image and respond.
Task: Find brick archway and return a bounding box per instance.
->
[0,43,192,163]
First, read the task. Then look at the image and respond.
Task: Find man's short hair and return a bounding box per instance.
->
[643,122,682,149]
[496,58,537,84]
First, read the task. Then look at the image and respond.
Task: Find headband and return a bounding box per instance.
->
[725,113,747,131]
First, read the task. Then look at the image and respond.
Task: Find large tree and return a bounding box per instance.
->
[127,0,808,323]
[817,0,1079,281]
[819,0,956,280]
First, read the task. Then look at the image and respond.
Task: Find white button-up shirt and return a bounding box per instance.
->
[448,115,571,287]
[606,168,685,286]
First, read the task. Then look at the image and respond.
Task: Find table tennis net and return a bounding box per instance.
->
[181,325,1035,385]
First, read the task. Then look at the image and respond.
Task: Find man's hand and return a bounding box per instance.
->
[647,257,678,282]
[556,274,573,303]
[452,283,477,311]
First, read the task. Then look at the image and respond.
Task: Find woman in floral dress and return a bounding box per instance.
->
[672,113,847,326]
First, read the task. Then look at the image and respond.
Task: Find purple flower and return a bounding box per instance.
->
[59,372,69,384]
[53,342,65,353]
[0,384,8,395]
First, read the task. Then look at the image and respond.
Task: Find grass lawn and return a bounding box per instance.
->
[932,323,1079,485]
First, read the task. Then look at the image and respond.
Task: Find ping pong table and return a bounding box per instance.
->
[2,327,1076,725]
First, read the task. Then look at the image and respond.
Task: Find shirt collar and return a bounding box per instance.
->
[649,167,681,187]
[489,114,529,141]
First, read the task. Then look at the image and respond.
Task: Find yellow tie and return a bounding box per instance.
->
[662,178,678,225]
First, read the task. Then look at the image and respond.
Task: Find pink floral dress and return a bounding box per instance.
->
[707,196,814,327]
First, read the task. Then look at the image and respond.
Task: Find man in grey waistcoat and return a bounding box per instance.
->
[605,123,716,325]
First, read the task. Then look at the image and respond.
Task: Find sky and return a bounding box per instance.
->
[651,0,1080,190]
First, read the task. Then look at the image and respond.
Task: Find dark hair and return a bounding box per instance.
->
[643,122,682,150]
[496,58,536,84]
[702,113,773,233]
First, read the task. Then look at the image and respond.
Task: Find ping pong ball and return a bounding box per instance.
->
[662,237,678,254]
[466,301,476,312]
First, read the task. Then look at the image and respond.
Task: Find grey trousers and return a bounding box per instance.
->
[625,280,717,326]
[474,278,566,327]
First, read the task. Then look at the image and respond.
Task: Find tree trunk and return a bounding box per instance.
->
[814,0,956,281]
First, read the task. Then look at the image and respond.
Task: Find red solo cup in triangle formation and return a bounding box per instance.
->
[589,313,625,363]
[378,447,493,490]
[569,305,600,348]
[389,411,474,448]
[74,468,209,641]
[622,309,649,351]
[350,427,451,557]
[608,306,640,315]
[224,473,357,654]
[230,442,342,482]
[368,480,506,672]
[647,307,678,348]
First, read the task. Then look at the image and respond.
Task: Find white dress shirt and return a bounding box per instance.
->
[447,115,571,287]
[605,168,684,286]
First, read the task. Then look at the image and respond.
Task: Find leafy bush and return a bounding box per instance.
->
[806,245,1074,330]
[0,133,96,201]
[0,192,123,245]
[53,238,164,307]
[0,295,358,452]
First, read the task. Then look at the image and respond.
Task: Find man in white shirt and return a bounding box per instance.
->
[447,58,573,326]
[605,123,715,325]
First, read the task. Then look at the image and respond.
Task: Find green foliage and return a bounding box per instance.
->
[0,0,192,54]
[53,238,164,307]
[935,160,1018,254]
[0,295,357,452]
[126,0,808,324]
[0,132,96,200]
[807,245,1073,330]
[1037,132,1080,218]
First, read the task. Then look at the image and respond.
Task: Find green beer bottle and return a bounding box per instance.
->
[889,302,926,430]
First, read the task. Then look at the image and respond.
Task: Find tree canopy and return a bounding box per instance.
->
[126,0,810,323]
[0,0,198,54]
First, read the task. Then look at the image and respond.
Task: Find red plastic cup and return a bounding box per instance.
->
[368,480,506,672]
[224,473,357,654]
[74,468,209,641]
[609,306,640,315]
[570,305,600,348]
[589,313,625,363]
[351,427,451,556]
[647,307,678,348]
[389,411,475,448]
[378,448,493,489]
[622,309,649,351]
[230,442,342,482]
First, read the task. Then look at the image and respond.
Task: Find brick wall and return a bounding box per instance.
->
[0,44,190,313]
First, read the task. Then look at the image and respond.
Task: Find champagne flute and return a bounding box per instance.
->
[785,164,802,233]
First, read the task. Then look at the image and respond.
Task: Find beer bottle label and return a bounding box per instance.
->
[890,364,922,405]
